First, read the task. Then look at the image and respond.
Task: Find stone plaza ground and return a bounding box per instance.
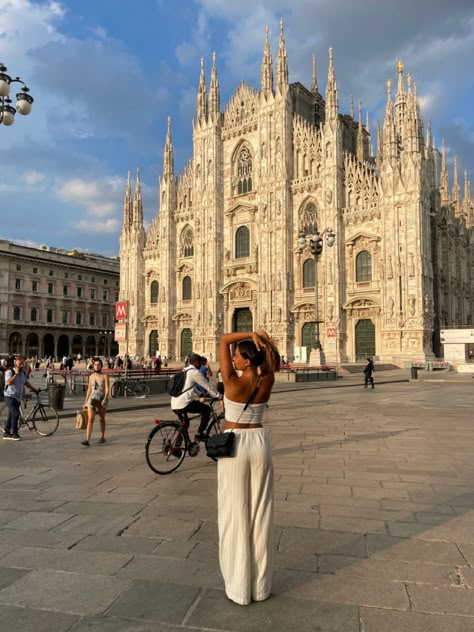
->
[0,372,474,631]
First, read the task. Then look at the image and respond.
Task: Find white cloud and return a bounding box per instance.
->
[73,218,121,234]
[56,176,125,218]
[22,170,46,186]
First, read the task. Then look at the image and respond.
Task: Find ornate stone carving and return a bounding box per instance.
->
[230,282,251,301]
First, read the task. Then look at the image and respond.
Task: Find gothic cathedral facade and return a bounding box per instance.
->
[119,23,474,364]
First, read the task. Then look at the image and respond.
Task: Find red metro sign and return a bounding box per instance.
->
[115,301,128,321]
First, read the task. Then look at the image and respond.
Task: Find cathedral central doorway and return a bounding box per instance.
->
[355,319,375,362]
[302,322,315,361]
[232,308,253,332]
[181,328,192,360]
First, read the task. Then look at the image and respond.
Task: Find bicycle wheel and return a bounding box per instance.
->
[111,381,122,398]
[32,405,59,436]
[145,422,187,475]
[207,412,224,436]
[129,381,148,398]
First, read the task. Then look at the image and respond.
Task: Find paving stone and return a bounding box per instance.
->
[320,554,462,585]
[68,616,176,632]
[352,486,410,500]
[367,534,466,564]
[105,579,199,624]
[0,528,83,549]
[151,538,197,558]
[34,486,96,501]
[73,535,157,555]
[319,515,386,534]
[0,604,78,632]
[360,606,474,631]
[280,572,410,609]
[278,527,368,558]
[188,588,360,632]
[0,565,30,590]
[52,514,138,537]
[4,511,75,531]
[0,546,132,575]
[116,554,210,585]
[0,510,23,527]
[53,501,144,517]
[457,543,474,566]
[123,516,200,540]
[0,569,131,615]
[409,583,474,616]
[274,510,320,529]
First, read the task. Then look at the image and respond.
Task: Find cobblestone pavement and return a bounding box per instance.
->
[0,377,474,631]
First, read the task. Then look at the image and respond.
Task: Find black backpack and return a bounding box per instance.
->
[167,370,193,397]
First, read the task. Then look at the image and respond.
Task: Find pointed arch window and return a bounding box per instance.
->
[300,201,317,234]
[235,226,250,259]
[303,259,315,288]
[150,280,159,304]
[181,227,194,257]
[356,250,372,282]
[182,276,192,301]
[237,147,253,194]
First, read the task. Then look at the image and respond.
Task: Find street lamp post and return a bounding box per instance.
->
[99,330,114,359]
[0,63,34,126]
[298,226,336,365]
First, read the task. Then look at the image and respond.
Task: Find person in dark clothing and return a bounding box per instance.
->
[363,358,375,388]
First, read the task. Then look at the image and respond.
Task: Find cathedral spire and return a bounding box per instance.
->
[132,167,143,225]
[325,47,338,120]
[276,18,288,94]
[440,140,450,207]
[311,53,318,94]
[453,156,461,214]
[196,57,208,122]
[260,26,274,96]
[349,95,354,119]
[383,79,398,161]
[376,121,383,165]
[209,52,220,118]
[163,116,174,180]
[123,170,132,229]
[357,101,364,162]
[464,170,471,203]
[366,110,373,158]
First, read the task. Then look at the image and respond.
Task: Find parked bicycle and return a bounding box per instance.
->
[110,377,150,399]
[145,397,223,474]
[0,390,59,437]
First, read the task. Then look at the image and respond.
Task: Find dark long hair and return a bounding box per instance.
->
[237,340,266,367]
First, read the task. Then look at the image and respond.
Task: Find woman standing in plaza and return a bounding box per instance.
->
[218,330,280,605]
[82,357,110,446]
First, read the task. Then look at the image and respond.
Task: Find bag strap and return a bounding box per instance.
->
[229,377,262,431]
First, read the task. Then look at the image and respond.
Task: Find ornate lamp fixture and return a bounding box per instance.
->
[0,63,34,126]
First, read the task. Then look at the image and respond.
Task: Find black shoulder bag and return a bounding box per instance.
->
[206,378,261,459]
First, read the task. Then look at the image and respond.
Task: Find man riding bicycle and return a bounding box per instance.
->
[171,353,221,441]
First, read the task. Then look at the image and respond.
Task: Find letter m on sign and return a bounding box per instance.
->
[115,301,128,321]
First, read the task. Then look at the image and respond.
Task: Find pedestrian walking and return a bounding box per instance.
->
[3,356,39,440]
[363,357,375,388]
[218,330,280,605]
[82,358,110,447]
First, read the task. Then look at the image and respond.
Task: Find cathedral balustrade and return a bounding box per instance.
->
[223,255,257,277]
[291,174,320,194]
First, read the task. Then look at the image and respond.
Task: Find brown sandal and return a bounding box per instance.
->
[98,437,106,444]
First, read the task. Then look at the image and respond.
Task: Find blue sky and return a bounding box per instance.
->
[1,0,474,255]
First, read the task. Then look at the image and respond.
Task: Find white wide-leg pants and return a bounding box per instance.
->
[217,428,274,605]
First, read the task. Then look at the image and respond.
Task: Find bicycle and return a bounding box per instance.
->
[145,397,224,475]
[110,377,150,398]
[0,390,60,437]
